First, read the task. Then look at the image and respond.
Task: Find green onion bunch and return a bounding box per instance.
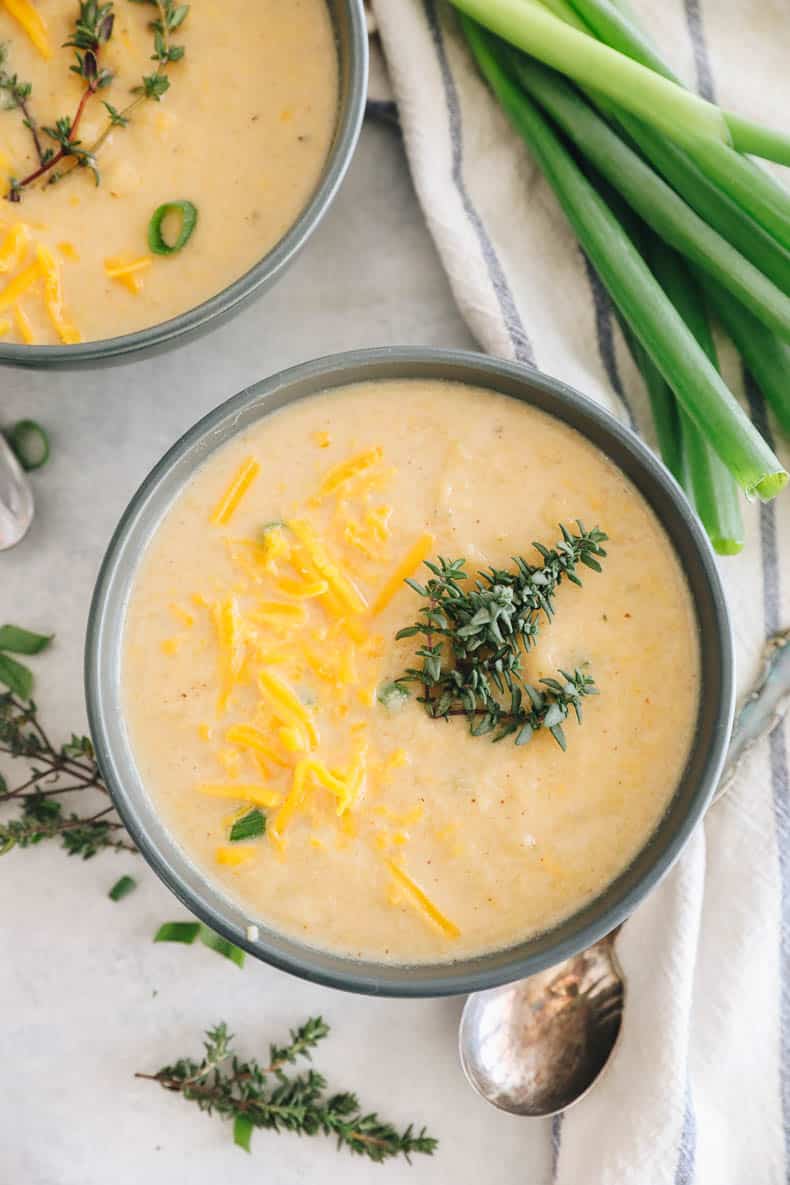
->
[449,0,790,554]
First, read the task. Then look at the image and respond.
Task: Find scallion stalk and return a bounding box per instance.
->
[447,0,731,149]
[459,17,786,499]
[510,56,790,340]
[542,0,790,247]
[569,0,790,165]
[617,319,684,484]
[700,278,790,437]
[647,244,743,555]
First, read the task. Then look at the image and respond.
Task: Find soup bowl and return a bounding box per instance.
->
[0,1,367,370]
[85,348,734,996]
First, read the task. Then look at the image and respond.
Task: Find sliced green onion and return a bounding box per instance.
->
[148,200,198,255]
[4,420,50,471]
[460,19,786,499]
[229,808,266,843]
[617,317,684,483]
[108,875,137,902]
[154,921,201,944]
[0,653,33,698]
[233,1115,253,1153]
[198,925,245,968]
[701,278,790,437]
[648,244,743,555]
[0,625,52,654]
[511,57,790,340]
[154,920,245,966]
[449,0,730,150]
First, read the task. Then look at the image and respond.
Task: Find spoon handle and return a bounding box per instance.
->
[0,434,35,550]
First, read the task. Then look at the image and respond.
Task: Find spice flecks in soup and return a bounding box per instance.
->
[123,381,700,964]
[0,0,337,342]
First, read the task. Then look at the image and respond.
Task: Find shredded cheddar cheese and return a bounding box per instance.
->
[257,669,318,748]
[316,445,383,499]
[386,861,460,939]
[12,303,33,344]
[1,0,51,58]
[287,519,368,615]
[197,783,282,808]
[0,223,31,274]
[0,259,40,312]
[371,533,435,615]
[0,317,10,337]
[36,245,80,343]
[215,845,255,868]
[210,457,261,526]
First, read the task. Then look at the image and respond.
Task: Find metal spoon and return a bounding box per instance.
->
[459,629,790,1117]
[0,433,34,550]
[459,931,624,1116]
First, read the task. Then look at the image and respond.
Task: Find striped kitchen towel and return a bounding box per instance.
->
[368,2,790,1183]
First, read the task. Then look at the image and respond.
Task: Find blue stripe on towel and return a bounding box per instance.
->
[551,1113,563,1182]
[674,1079,697,1185]
[746,375,790,1176]
[683,0,715,101]
[423,0,535,365]
[580,254,637,431]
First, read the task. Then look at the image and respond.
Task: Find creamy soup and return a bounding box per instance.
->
[0,0,337,343]
[123,380,700,964]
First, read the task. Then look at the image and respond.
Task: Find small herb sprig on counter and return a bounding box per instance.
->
[393,522,607,748]
[136,1018,439,1163]
[0,626,133,858]
[4,0,190,201]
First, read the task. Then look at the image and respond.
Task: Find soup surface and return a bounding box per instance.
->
[123,380,700,964]
[0,0,337,343]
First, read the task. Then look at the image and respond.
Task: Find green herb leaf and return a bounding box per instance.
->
[148,199,198,254]
[376,681,409,710]
[108,875,137,901]
[154,921,201,944]
[198,925,245,968]
[4,421,50,471]
[0,653,33,699]
[233,1114,253,1153]
[229,808,265,843]
[0,625,52,655]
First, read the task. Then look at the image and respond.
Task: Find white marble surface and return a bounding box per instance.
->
[0,123,553,1185]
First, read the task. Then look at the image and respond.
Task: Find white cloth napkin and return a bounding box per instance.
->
[368,2,790,1182]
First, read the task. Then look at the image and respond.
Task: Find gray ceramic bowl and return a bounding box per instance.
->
[85,348,734,996]
[0,1,367,369]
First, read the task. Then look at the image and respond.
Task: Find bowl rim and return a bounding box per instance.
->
[0,0,368,367]
[85,346,735,996]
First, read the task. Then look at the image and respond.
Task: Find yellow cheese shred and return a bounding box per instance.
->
[0,317,10,337]
[270,758,312,847]
[104,254,152,296]
[0,223,30,274]
[225,724,289,768]
[287,519,368,615]
[370,533,435,616]
[210,456,261,526]
[257,668,318,748]
[215,845,256,868]
[197,783,282,808]
[316,445,383,499]
[0,259,40,312]
[386,861,460,939]
[1,0,51,58]
[213,597,245,715]
[12,303,33,344]
[36,244,81,343]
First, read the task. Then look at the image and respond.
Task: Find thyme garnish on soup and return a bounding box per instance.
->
[4,0,190,201]
[393,522,608,748]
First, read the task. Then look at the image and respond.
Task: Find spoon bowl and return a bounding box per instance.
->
[459,932,624,1116]
[0,435,34,550]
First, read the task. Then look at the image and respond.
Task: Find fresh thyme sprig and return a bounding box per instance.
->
[394,522,607,748]
[0,627,133,858]
[136,1019,439,1164]
[9,2,115,196]
[5,0,189,200]
[0,44,45,166]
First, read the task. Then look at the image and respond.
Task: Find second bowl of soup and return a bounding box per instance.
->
[86,349,734,994]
